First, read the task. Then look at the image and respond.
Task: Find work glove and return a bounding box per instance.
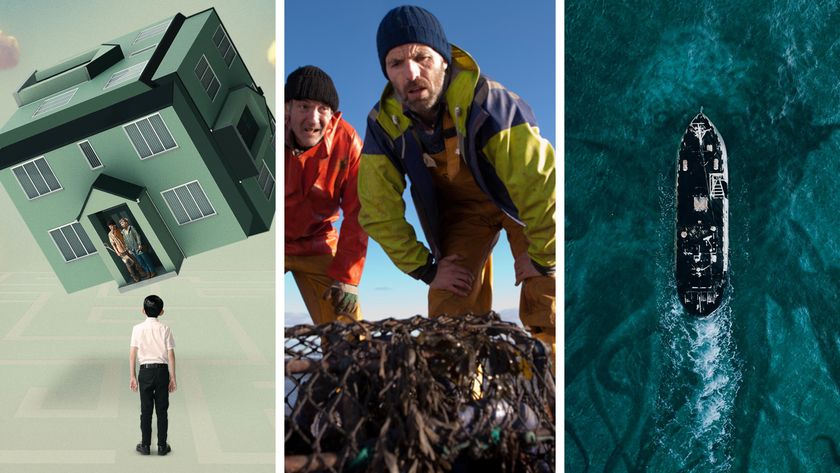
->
[323,281,359,315]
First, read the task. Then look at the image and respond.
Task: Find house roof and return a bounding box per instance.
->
[75,174,145,221]
[0,11,190,170]
[92,173,145,200]
[0,7,274,173]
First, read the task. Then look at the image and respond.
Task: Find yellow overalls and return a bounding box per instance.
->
[425,114,555,352]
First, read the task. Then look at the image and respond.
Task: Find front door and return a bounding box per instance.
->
[91,205,162,284]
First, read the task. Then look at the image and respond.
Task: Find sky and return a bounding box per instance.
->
[283,0,557,323]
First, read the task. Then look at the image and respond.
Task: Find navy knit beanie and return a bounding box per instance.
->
[284,65,339,112]
[376,5,451,78]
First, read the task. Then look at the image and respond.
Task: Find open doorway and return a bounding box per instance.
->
[91,204,164,284]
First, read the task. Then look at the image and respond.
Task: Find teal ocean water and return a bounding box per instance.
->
[565,1,840,471]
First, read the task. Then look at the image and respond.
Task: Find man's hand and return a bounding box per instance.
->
[168,378,177,393]
[323,281,359,315]
[430,254,474,297]
[514,252,541,286]
[129,377,138,392]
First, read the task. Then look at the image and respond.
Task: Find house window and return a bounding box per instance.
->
[212,25,237,68]
[130,43,158,57]
[123,113,178,159]
[33,87,78,118]
[103,60,148,90]
[257,161,275,200]
[237,107,259,155]
[133,20,170,45]
[49,222,97,262]
[194,55,220,101]
[78,141,103,169]
[11,157,62,199]
[161,181,216,225]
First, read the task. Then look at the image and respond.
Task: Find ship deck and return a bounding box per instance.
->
[675,113,729,315]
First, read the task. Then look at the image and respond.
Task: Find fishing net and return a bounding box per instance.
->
[284,312,555,473]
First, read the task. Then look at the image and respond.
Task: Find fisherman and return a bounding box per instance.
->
[285,66,369,325]
[358,6,556,352]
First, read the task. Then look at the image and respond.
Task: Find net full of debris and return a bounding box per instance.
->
[284,312,555,473]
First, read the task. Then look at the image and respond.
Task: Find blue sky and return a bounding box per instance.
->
[283,0,556,323]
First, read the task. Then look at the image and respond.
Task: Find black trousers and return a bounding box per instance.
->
[138,364,169,446]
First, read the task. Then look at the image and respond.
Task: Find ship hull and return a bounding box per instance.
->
[675,112,729,316]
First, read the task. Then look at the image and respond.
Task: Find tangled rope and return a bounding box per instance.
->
[285,312,555,472]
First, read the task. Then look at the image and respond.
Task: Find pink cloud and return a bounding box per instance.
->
[0,30,20,70]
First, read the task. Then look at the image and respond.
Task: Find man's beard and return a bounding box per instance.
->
[405,83,441,115]
[400,69,447,117]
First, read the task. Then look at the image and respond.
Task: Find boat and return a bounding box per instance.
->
[675,110,729,316]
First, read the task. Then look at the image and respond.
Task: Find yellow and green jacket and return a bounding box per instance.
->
[358,45,556,282]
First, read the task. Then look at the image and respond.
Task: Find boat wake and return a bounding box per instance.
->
[654,293,741,472]
[660,296,741,462]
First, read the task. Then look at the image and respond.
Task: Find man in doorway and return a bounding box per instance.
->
[107,221,146,283]
[120,217,156,279]
[358,6,556,351]
[285,65,369,325]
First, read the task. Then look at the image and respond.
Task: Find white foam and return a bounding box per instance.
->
[655,294,742,471]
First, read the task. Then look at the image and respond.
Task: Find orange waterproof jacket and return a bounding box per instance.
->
[285,112,368,285]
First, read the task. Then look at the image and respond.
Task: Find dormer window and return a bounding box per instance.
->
[32,87,78,118]
[103,60,148,90]
[133,20,170,45]
[130,43,158,57]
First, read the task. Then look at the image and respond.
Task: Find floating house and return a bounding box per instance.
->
[0,8,275,292]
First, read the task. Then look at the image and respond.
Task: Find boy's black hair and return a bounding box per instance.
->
[143,295,164,317]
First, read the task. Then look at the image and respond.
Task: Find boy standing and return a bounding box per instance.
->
[129,295,177,455]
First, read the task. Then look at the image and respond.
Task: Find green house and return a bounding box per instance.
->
[0,8,275,292]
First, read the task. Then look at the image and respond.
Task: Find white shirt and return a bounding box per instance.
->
[130,317,176,365]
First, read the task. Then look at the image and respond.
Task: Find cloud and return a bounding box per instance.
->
[267,40,275,67]
[0,30,20,70]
